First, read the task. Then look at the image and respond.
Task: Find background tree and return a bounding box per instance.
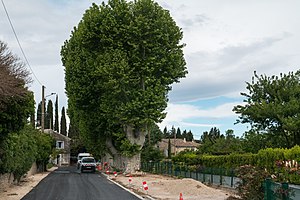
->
[45,100,53,129]
[169,126,176,138]
[61,0,187,172]
[186,130,194,141]
[36,102,42,127]
[30,112,35,128]
[60,106,67,136]
[0,41,50,179]
[168,138,172,158]
[54,95,59,132]
[198,128,243,155]
[176,127,182,139]
[163,127,169,138]
[141,123,164,162]
[241,130,270,153]
[233,71,300,148]
[182,130,187,139]
[0,40,34,138]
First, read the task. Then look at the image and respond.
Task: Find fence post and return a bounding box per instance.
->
[282,182,289,200]
[230,169,234,188]
[211,168,214,184]
[203,168,206,182]
[264,178,272,200]
[220,168,223,186]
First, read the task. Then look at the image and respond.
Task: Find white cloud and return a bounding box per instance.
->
[158,101,243,129]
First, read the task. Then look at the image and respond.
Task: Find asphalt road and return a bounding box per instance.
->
[21,166,142,200]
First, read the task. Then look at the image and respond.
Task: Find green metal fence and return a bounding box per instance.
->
[141,162,300,200]
[264,178,300,200]
[141,161,239,188]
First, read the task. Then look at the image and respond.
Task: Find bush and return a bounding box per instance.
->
[235,165,270,200]
[141,146,164,162]
[0,125,54,182]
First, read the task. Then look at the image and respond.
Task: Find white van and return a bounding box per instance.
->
[77,153,91,169]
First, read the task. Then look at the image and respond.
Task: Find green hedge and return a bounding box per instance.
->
[0,125,54,182]
[172,146,300,172]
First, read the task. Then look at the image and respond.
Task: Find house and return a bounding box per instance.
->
[158,138,200,157]
[44,129,71,166]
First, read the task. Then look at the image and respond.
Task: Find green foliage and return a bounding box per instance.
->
[144,123,163,147]
[256,148,285,171]
[36,101,42,127]
[199,128,243,155]
[60,107,67,136]
[141,146,164,162]
[172,145,300,184]
[172,150,198,164]
[234,71,300,148]
[35,130,55,171]
[112,132,140,157]
[0,125,54,182]
[54,95,59,132]
[0,91,35,138]
[45,100,53,129]
[61,0,187,159]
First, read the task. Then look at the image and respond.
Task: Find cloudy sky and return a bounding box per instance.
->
[1,0,300,139]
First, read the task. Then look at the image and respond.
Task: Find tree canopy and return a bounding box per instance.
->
[0,40,34,138]
[233,71,300,148]
[61,0,187,170]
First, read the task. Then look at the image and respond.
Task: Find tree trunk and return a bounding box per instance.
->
[105,125,146,174]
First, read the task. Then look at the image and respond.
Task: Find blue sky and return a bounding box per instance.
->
[1,0,300,139]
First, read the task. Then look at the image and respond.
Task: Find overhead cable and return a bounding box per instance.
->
[1,0,43,86]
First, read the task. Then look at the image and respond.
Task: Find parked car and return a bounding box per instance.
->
[77,153,91,169]
[79,157,96,173]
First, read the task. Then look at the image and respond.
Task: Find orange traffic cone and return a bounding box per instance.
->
[179,193,183,200]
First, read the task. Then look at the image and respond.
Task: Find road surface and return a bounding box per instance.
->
[21,166,141,200]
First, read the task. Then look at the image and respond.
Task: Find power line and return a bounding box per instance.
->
[1,0,43,86]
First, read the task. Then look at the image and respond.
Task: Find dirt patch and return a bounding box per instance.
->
[112,173,236,200]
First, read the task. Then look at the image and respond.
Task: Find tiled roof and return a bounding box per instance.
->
[159,138,200,148]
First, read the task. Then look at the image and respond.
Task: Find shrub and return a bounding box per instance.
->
[235,165,270,200]
[0,125,54,182]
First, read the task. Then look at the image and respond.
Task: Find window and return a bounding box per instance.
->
[56,141,64,149]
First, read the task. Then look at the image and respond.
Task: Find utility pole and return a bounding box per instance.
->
[41,85,45,133]
[174,128,176,155]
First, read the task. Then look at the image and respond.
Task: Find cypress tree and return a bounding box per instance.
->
[176,127,182,139]
[45,100,53,129]
[60,107,67,136]
[168,138,171,158]
[54,95,59,132]
[36,102,42,127]
[163,127,169,138]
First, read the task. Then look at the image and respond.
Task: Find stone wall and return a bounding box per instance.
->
[0,162,37,191]
[0,173,14,192]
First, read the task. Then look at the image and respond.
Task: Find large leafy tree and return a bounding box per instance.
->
[0,40,34,138]
[233,71,300,148]
[0,41,37,177]
[61,0,187,172]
